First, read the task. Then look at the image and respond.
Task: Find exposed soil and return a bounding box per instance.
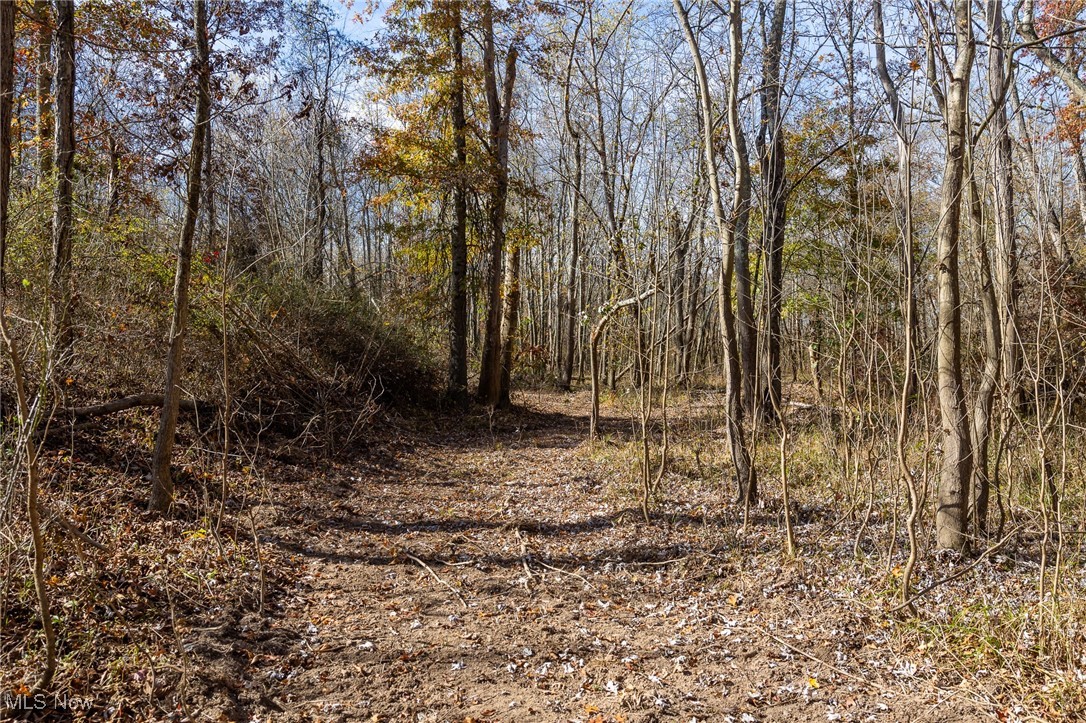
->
[211,391,1003,723]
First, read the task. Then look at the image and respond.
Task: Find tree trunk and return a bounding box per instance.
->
[107,134,122,220]
[674,0,756,504]
[979,0,1016,533]
[0,1,57,691]
[332,151,358,293]
[1,2,13,286]
[874,0,919,409]
[581,5,642,390]
[558,12,585,392]
[559,134,582,391]
[477,1,518,406]
[49,0,75,360]
[759,0,787,421]
[201,116,215,248]
[309,82,329,282]
[931,0,974,551]
[968,153,1000,537]
[447,1,469,406]
[149,0,212,514]
[35,0,52,181]
[670,210,689,386]
[498,242,521,408]
[727,20,756,417]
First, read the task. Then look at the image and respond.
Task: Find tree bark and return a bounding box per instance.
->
[931,0,975,551]
[307,32,331,282]
[49,0,75,360]
[0,0,12,285]
[670,209,690,386]
[728,4,756,418]
[558,10,585,392]
[35,0,52,181]
[149,0,212,514]
[968,152,1000,537]
[498,242,521,408]
[559,133,583,391]
[70,393,212,419]
[759,0,787,421]
[990,27,1017,397]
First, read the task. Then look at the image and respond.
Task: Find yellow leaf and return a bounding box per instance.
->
[808,676,820,689]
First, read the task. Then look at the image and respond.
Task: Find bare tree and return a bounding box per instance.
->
[34,0,52,181]
[478,0,519,408]
[927,0,975,551]
[49,0,75,360]
[1018,0,1086,104]
[730,3,756,419]
[149,0,212,513]
[969,0,1017,535]
[558,9,586,393]
[674,0,756,504]
[758,0,787,420]
[447,0,470,406]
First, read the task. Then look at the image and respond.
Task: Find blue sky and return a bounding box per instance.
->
[329,0,387,41]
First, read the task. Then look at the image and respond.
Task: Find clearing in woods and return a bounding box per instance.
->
[223,391,994,722]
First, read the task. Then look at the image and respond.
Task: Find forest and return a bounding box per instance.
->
[2,0,1086,720]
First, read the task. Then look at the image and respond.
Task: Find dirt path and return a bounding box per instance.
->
[233,392,994,722]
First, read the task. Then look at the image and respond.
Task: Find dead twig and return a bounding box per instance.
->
[748,622,890,692]
[41,503,108,552]
[404,552,469,609]
[534,558,593,588]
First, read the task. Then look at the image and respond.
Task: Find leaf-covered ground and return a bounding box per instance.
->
[7,390,1083,721]
[224,391,1037,723]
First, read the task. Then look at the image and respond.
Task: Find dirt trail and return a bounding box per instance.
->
[233,392,993,722]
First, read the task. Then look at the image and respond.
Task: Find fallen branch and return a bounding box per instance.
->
[41,504,108,552]
[887,526,1021,614]
[67,394,215,419]
[629,556,688,567]
[404,552,469,609]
